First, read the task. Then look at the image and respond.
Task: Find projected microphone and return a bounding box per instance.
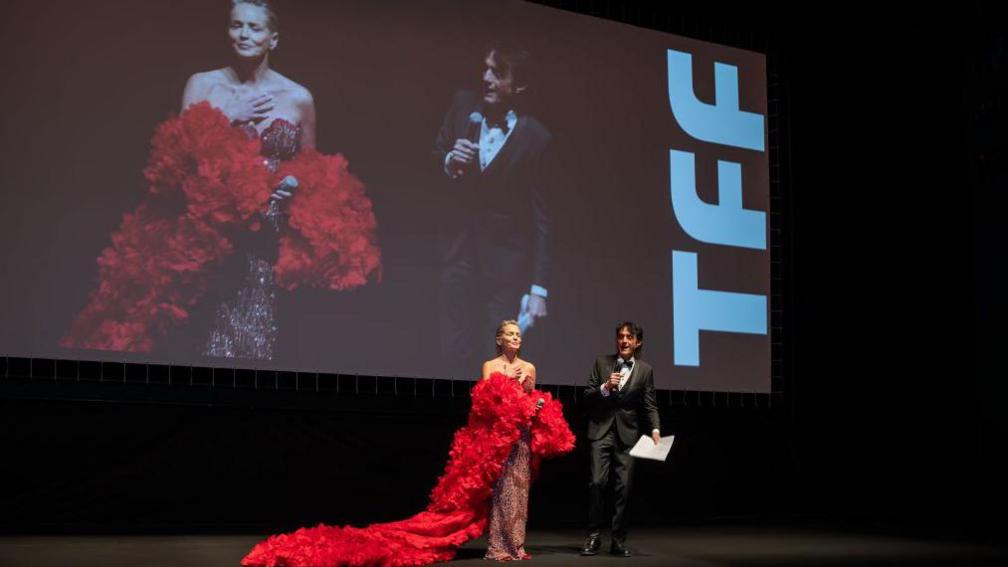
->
[449,112,483,178]
[266,175,299,230]
[466,111,483,143]
[271,175,299,199]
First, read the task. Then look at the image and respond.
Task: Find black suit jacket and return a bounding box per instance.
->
[584,354,660,447]
[432,90,551,287]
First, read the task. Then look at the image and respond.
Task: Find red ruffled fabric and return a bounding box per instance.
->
[242,372,575,567]
[60,103,380,351]
[274,151,381,291]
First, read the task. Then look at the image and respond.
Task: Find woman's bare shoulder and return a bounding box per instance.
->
[183,69,232,106]
[270,71,313,104]
[186,68,231,90]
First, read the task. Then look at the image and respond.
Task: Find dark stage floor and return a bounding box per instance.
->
[1,527,1005,566]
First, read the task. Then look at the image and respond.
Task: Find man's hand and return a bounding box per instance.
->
[527,294,547,319]
[605,373,621,391]
[652,430,661,445]
[447,139,479,176]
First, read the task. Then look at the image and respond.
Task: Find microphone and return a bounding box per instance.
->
[535,398,545,411]
[266,175,299,230]
[609,359,625,392]
[449,112,483,178]
[274,175,298,196]
[466,112,483,143]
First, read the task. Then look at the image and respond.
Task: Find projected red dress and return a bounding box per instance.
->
[60,103,381,356]
[241,372,575,567]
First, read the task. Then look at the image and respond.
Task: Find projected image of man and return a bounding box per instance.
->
[432,44,552,372]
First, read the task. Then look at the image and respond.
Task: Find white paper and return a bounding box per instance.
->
[628,434,674,462]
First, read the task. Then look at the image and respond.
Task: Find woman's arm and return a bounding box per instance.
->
[296,89,316,150]
[481,360,494,380]
[521,362,536,392]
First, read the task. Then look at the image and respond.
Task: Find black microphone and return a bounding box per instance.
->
[276,173,294,192]
[610,359,626,392]
[265,175,298,230]
[613,358,629,378]
[466,111,483,143]
[449,112,483,178]
[535,398,545,411]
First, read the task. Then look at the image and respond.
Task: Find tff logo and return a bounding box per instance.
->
[667,48,767,367]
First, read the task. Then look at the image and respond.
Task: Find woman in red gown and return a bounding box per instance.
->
[61,0,381,358]
[480,320,537,561]
[241,320,575,566]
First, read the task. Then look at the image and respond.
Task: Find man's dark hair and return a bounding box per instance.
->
[615,321,644,355]
[486,42,533,88]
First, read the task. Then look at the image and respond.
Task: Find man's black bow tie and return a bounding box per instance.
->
[485,116,510,133]
[618,359,634,368]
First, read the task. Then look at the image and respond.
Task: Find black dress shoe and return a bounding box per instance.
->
[610,541,632,557]
[580,534,601,556]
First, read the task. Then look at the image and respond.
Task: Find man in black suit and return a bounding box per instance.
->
[581,321,661,558]
[432,44,551,373]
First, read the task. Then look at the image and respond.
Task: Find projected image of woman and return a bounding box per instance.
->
[241,320,574,566]
[61,0,381,360]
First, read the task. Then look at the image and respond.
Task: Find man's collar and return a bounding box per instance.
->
[484,109,517,131]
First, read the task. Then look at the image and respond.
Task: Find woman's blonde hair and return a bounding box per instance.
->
[231,0,279,32]
[495,319,520,355]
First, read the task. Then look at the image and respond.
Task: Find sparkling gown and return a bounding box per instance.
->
[241,372,575,567]
[485,425,532,561]
[61,103,381,355]
[203,119,300,360]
